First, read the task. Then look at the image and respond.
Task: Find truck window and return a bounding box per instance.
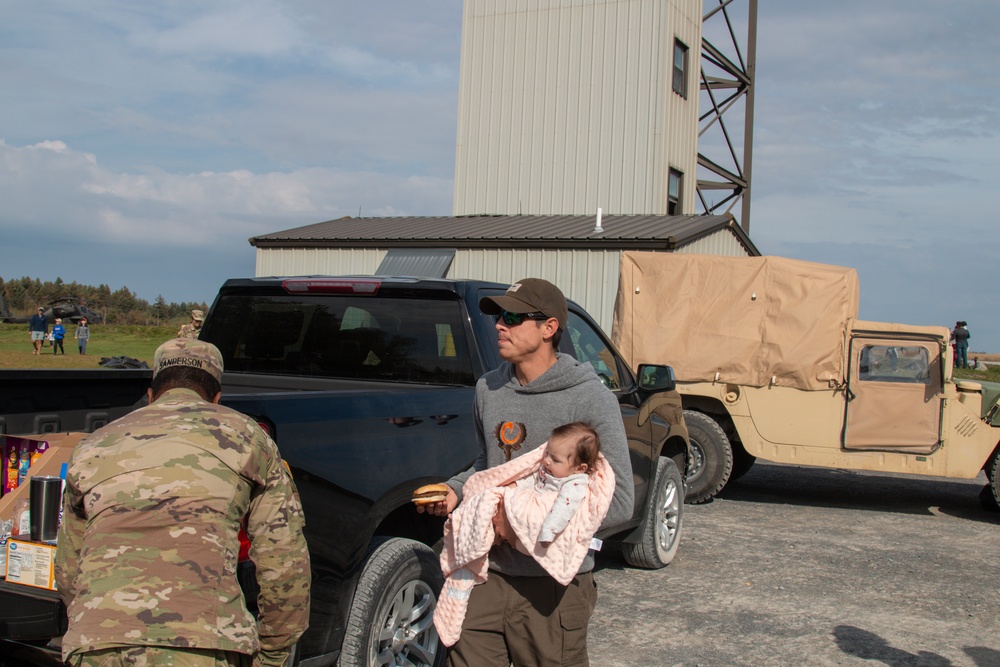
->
[563,311,623,390]
[858,345,930,384]
[206,294,476,385]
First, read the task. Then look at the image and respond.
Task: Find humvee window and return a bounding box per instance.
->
[858,345,930,384]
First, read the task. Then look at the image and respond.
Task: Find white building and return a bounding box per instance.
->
[250,0,757,329]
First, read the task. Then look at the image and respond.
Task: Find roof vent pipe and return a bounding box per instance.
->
[593,208,604,234]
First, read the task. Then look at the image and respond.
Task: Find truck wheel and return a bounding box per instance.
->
[729,444,756,482]
[683,410,733,504]
[339,536,445,667]
[621,457,684,569]
[982,450,1000,512]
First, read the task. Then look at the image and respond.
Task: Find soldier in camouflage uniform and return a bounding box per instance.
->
[55,338,310,667]
[177,309,205,339]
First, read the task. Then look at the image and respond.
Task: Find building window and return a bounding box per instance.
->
[668,168,683,214]
[672,39,689,98]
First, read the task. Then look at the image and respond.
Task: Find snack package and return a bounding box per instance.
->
[0,517,10,575]
[4,443,18,493]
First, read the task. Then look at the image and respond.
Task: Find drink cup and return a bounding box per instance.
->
[29,475,63,542]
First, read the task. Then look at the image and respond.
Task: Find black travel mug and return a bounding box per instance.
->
[29,475,63,542]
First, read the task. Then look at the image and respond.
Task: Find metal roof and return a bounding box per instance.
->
[249,213,759,254]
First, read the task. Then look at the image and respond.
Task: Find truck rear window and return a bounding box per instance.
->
[204,294,476,385]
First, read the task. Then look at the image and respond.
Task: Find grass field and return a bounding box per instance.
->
[0,323,177,369]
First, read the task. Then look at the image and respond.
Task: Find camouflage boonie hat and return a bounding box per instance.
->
[154,338,223,382]
[191,309,205,321]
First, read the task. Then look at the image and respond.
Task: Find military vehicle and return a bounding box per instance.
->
[612,251,1000,508]
[41,297,103,324]
[0,293,103,325]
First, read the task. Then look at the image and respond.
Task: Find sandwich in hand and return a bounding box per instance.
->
[412,483,450,506]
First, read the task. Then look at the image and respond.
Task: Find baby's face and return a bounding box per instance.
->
[542,435,586,479]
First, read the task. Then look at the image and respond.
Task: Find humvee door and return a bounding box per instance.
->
[843,334,944,454]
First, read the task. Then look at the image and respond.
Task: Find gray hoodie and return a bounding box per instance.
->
[448,353,634,576]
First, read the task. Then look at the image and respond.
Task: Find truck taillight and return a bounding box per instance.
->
[256,420,272,437]
[282,278,381,295]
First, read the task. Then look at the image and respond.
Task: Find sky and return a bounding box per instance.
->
[2,1,998,350]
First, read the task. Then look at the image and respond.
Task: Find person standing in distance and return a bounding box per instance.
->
[178,308,205,339]
[419,278,634,667]
[55,338,310,667]
[51,317,66,354]
[74,317,90,355]
[952,320,971,369]
[28,307,47,355]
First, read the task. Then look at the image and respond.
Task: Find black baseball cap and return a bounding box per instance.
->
[479,278,568,330]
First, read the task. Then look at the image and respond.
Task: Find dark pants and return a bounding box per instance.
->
[447,570,597,667]
[53,339,64,354]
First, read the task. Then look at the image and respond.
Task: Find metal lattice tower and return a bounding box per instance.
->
[697,0,757,232]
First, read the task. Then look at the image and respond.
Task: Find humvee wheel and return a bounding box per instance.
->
[683,410,733,504]
[982,449,1000,512]
[730,444,756,482]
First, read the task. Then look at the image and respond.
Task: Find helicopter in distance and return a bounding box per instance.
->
[0,293,104,324]
[41,297,104,324]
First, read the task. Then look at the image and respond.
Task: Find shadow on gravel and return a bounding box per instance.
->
[716,463,1000,525]
[833,626,1000,667]
[834,625,951,666]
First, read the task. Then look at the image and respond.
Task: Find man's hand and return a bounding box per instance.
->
[492,495,515,545]
[415,486,459,517]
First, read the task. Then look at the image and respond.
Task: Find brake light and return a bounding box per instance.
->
[256,420,272,437]
[282,278,381,295]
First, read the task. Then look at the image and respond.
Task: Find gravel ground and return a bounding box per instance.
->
[4,462,997,666]
[589,462,1000,667]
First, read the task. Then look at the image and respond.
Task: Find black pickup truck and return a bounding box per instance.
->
[0,276,689,667]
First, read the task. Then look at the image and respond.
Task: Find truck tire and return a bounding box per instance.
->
[683,410,733,504]
[339,536,445,667]
[621,457,684,569]
[982,449,1000,512]
[729,443,756,482]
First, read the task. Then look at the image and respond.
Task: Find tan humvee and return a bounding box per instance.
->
[612,252,1000,507]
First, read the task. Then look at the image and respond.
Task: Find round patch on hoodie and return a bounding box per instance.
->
[495,421,526,461]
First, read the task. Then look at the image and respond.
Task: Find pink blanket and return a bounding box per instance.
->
[433,443,615,646]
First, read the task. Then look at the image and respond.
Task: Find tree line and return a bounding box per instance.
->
[0,276,208,326]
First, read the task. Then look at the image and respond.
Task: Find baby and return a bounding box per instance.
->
[435,421,611,646]
[497,421,601,546]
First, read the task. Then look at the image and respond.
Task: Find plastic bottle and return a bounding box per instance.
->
[11,499,29,537]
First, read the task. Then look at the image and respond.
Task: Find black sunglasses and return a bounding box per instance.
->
[496,310,549,326]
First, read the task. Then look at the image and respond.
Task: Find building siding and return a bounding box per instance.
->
[454,0,702,217]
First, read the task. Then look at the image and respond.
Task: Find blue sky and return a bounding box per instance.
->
[2,1,998,351]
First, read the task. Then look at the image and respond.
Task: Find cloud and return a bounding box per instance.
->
[0,139,453,247]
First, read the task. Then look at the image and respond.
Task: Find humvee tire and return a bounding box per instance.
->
[683,410,733,504]
[982,448,1000,512]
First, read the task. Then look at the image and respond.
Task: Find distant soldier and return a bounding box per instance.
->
[177,308,205,339]
[55,338,311,667]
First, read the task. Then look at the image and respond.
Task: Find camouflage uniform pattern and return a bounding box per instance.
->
[55,387,310,667]
[177,310,204,339]
[177,322,202,339]
[71,645,250,667]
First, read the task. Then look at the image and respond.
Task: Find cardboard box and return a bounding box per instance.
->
[5,539,57,590]
[0,433,85,527]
